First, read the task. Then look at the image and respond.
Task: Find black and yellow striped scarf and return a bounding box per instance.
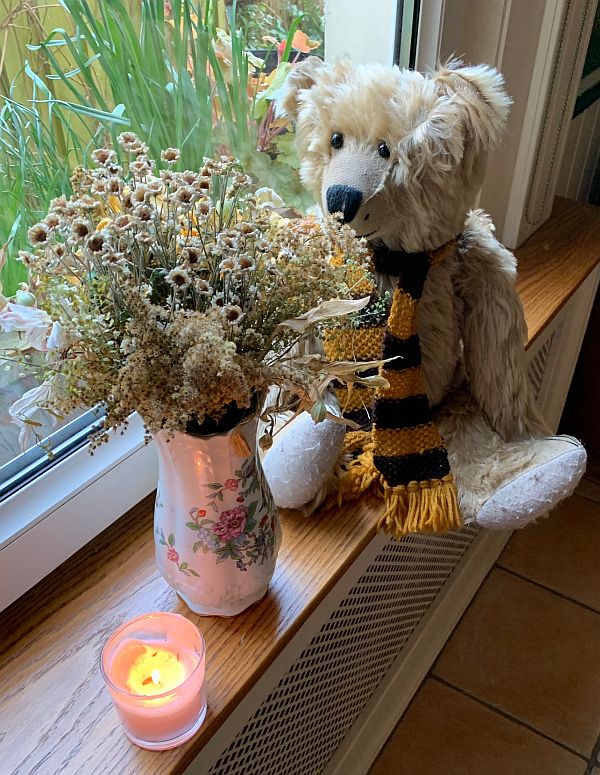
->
[324,240,462,538]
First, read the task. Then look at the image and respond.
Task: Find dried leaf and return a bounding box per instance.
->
[354,374,390,389]
[324,411,360,430]
[231,431,251,457]
[276,297,370,333]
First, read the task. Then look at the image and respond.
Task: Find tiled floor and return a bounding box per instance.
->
[369,478,600,775]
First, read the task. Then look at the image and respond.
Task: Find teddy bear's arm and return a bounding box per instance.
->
[456,210,548,441]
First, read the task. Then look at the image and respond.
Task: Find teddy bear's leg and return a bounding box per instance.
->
[262,411,346,514]
[437,391,586,529]
[449,211,587,527]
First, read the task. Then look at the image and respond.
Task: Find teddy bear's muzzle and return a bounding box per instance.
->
[325,184,363,224]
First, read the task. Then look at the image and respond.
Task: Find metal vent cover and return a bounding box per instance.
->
[208,527,478,775]
[528,328,559,400]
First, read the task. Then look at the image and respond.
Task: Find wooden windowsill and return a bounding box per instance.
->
[1,197,600,775]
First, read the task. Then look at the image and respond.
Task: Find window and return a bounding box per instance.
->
[0,0,328,489]
[0,0,327,504]
[0,0,333,609]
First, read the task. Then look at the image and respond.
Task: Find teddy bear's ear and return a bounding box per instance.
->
[434,59,512,152]
[277,56,326,121]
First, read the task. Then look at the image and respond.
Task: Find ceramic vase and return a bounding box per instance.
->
[153,416,281,616]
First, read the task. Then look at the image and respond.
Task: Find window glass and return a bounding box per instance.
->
[395,0,419,69]
[236,1,324,55]
[0,0,326,495]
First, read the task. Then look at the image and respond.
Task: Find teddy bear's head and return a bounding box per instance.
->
[278,58,510,251]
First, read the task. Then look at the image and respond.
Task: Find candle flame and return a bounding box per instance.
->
[151,669,160,686]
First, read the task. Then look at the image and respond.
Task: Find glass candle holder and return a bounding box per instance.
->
[100,612,207,750]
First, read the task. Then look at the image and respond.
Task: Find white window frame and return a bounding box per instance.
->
[0,414,157,610]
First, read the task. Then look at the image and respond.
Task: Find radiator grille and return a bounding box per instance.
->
[528,325,560,400]
[208,528,478,775]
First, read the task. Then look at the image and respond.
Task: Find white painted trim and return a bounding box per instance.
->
[323,528,512,775]
[482,0,568,246]
[500,0,595,247]
[492,0,513,69]
[556,99,600,202]
[536,267,600,431]
[183,532,391,774]
[427,0,594,248]
[415,0,446,72]
[519,0,596,242]
[0,413,157,611]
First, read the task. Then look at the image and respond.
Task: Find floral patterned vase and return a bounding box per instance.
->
[153,416,281,616]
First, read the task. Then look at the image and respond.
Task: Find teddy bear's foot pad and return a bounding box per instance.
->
[475,436,587,529]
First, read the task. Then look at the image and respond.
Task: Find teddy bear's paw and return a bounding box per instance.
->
[475,435,586,529]
[262,412,346,511]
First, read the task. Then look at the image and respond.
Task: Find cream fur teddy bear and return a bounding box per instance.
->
[262,58,586,530]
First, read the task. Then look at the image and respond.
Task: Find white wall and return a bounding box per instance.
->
[324,0,398,65]
[439,0,513,66]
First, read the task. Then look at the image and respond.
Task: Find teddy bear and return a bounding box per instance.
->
[261,57,587,532]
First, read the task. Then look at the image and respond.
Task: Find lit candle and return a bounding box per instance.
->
[126,644,187,695]
[100,612,206,750]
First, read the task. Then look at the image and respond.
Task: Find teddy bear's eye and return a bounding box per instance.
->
[378,141,391,159]
[330,132,344,149]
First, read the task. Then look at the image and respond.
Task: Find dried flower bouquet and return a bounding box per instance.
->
[1,133,377,450]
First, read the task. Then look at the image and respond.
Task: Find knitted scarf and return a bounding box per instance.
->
[324,239,462,538]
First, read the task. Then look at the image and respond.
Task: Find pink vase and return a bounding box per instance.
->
[153,416,281,616]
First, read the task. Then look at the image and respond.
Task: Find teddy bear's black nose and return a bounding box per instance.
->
[326,185,363,224]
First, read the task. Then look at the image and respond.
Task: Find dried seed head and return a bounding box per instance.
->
[165,268,191,289]
[181,247,201,265]
[238,255,255,271]
[133,204,153,222]
[130,158,151,176]
[17,250,35,266]
[113,214,133,231]
[49,196,68,214]
[117,131,140,148]
[161,147,181,163]
[195,279,213,295]
[71,219,91,241]
[174,186,195,205]
[91,148,116,166]
[219,257,236,273]
[179,171,198,186]
[107,178,122,194]
[44,213,60,230]
[131,184,149,204]
[27,222,50,246]
[86,233,106,254]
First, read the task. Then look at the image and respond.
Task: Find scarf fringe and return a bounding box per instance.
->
[378,477,462,537]
[338,443,381,502]
[338,447,462,537]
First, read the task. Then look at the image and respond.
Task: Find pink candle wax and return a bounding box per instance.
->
[101,612,207,750]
